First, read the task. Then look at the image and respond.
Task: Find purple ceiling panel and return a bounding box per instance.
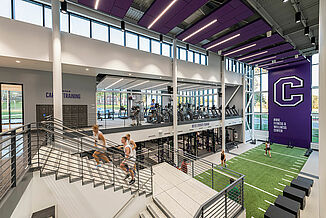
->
[176,0,254,44]
[265,60,308,70]
[222,34,284,58]
[78,0,133,18]
[239,43,293,63]
[138,0,209,34]
[258,56,305,68]
[202,19,271,52]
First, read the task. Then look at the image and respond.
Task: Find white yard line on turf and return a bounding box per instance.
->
[296,159,305,162]
[255,149,307,160]
[244,182,277,198]
[264,200,274,205]
[285,174,294,178]
[274,188,283,192]
[198,176,204,179]
[235,156,298,174]
[282,178,291,183]
[290,167,299,171]
[278,183,286,187]
[228,161,234,163]
[258,208,266,213]
[292,164,301,168]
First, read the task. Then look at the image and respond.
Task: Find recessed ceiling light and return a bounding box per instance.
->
[16,60,21,63]
[159,76,162,79]
[207,34,240,50]
[182,19,218,42]
[148,0,177,29]
[129,73,132,76]
[86,68,89,71]
[105,78,123,89]
[248,56,277,65]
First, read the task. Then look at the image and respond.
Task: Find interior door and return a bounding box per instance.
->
[0,84,23,132]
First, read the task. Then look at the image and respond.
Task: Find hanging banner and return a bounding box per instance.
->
[268,62,311,148]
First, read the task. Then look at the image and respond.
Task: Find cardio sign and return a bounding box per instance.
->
[273,76,304,107]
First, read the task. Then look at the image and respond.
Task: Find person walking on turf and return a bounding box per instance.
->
[126,133,137,175]
[265,141,271,158]
[221,150,226,167]
[119,136,135,185]
[92,125,110,169]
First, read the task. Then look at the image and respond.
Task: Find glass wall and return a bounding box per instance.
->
[311,54,319,143]
[253,67,268,131]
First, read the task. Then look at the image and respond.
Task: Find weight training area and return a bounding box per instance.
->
[0,0,324,218]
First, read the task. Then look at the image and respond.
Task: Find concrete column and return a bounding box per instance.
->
[221,57,226,151]
[319,0,326,215]
[172,39,178,165]
[242,75,246,143]
[52,0,63,121]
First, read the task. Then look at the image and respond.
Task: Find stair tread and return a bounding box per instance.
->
[147,202,167,218]
[140,210,152,218]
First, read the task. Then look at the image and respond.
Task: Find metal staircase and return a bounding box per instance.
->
[0,120,153,206]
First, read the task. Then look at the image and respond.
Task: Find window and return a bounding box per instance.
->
[312,65,319,87]
[179,48,186,61]
[194,53,200,64]
[139,36,150,52]
[254,75,260,92]
[254,115,261,130]
[151,40,161,55]
[200,54,206,65]
[312,88,319,113]
[254,93,261,113]
[188,51,194,63]
[312,115,319,143]
[70,14,90,37]
[261,93,268,113]
[15,0,43,26]
[60,12,69,32]
[261,114,268,131]
[92,21,108,42]
[0,0,11,18]
[162,43,171,57]
[261,73,268,92]
[126,31,138,49]
[44,6,52,28]
[110,26,124,46]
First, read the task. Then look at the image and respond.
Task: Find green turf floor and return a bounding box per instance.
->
[195,143,308,218]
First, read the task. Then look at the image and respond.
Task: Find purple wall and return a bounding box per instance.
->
[268,62,312,148]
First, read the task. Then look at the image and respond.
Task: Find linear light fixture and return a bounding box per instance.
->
[224,44,256,56]
[238,51,268,61]
[182,19,218,42]
[105,78,123,89]
[94,0,100,9]
[148,82,170,90]
[248,56,277,65]
[148,0,177,29]
[266,63,289,70]
[127,80,150,90]
[207,34,240,50]
[259,60,283,68]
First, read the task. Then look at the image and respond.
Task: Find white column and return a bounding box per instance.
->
[221,57,226,151]
[172,39,178,165]
[251,70,255,141]
[319,0,326,215]
[52,0,63,121]
[242,75,246,143]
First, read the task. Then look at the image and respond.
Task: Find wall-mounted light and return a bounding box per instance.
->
[304,26,309,36]
[60,1,67,14]
[311,36,316,45]
[295,12,301,23]
[266,31,272,37]
[121,21,125,32]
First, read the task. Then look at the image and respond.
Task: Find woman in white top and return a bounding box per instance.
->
[265,141,271,158]
[92,125,110,169]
